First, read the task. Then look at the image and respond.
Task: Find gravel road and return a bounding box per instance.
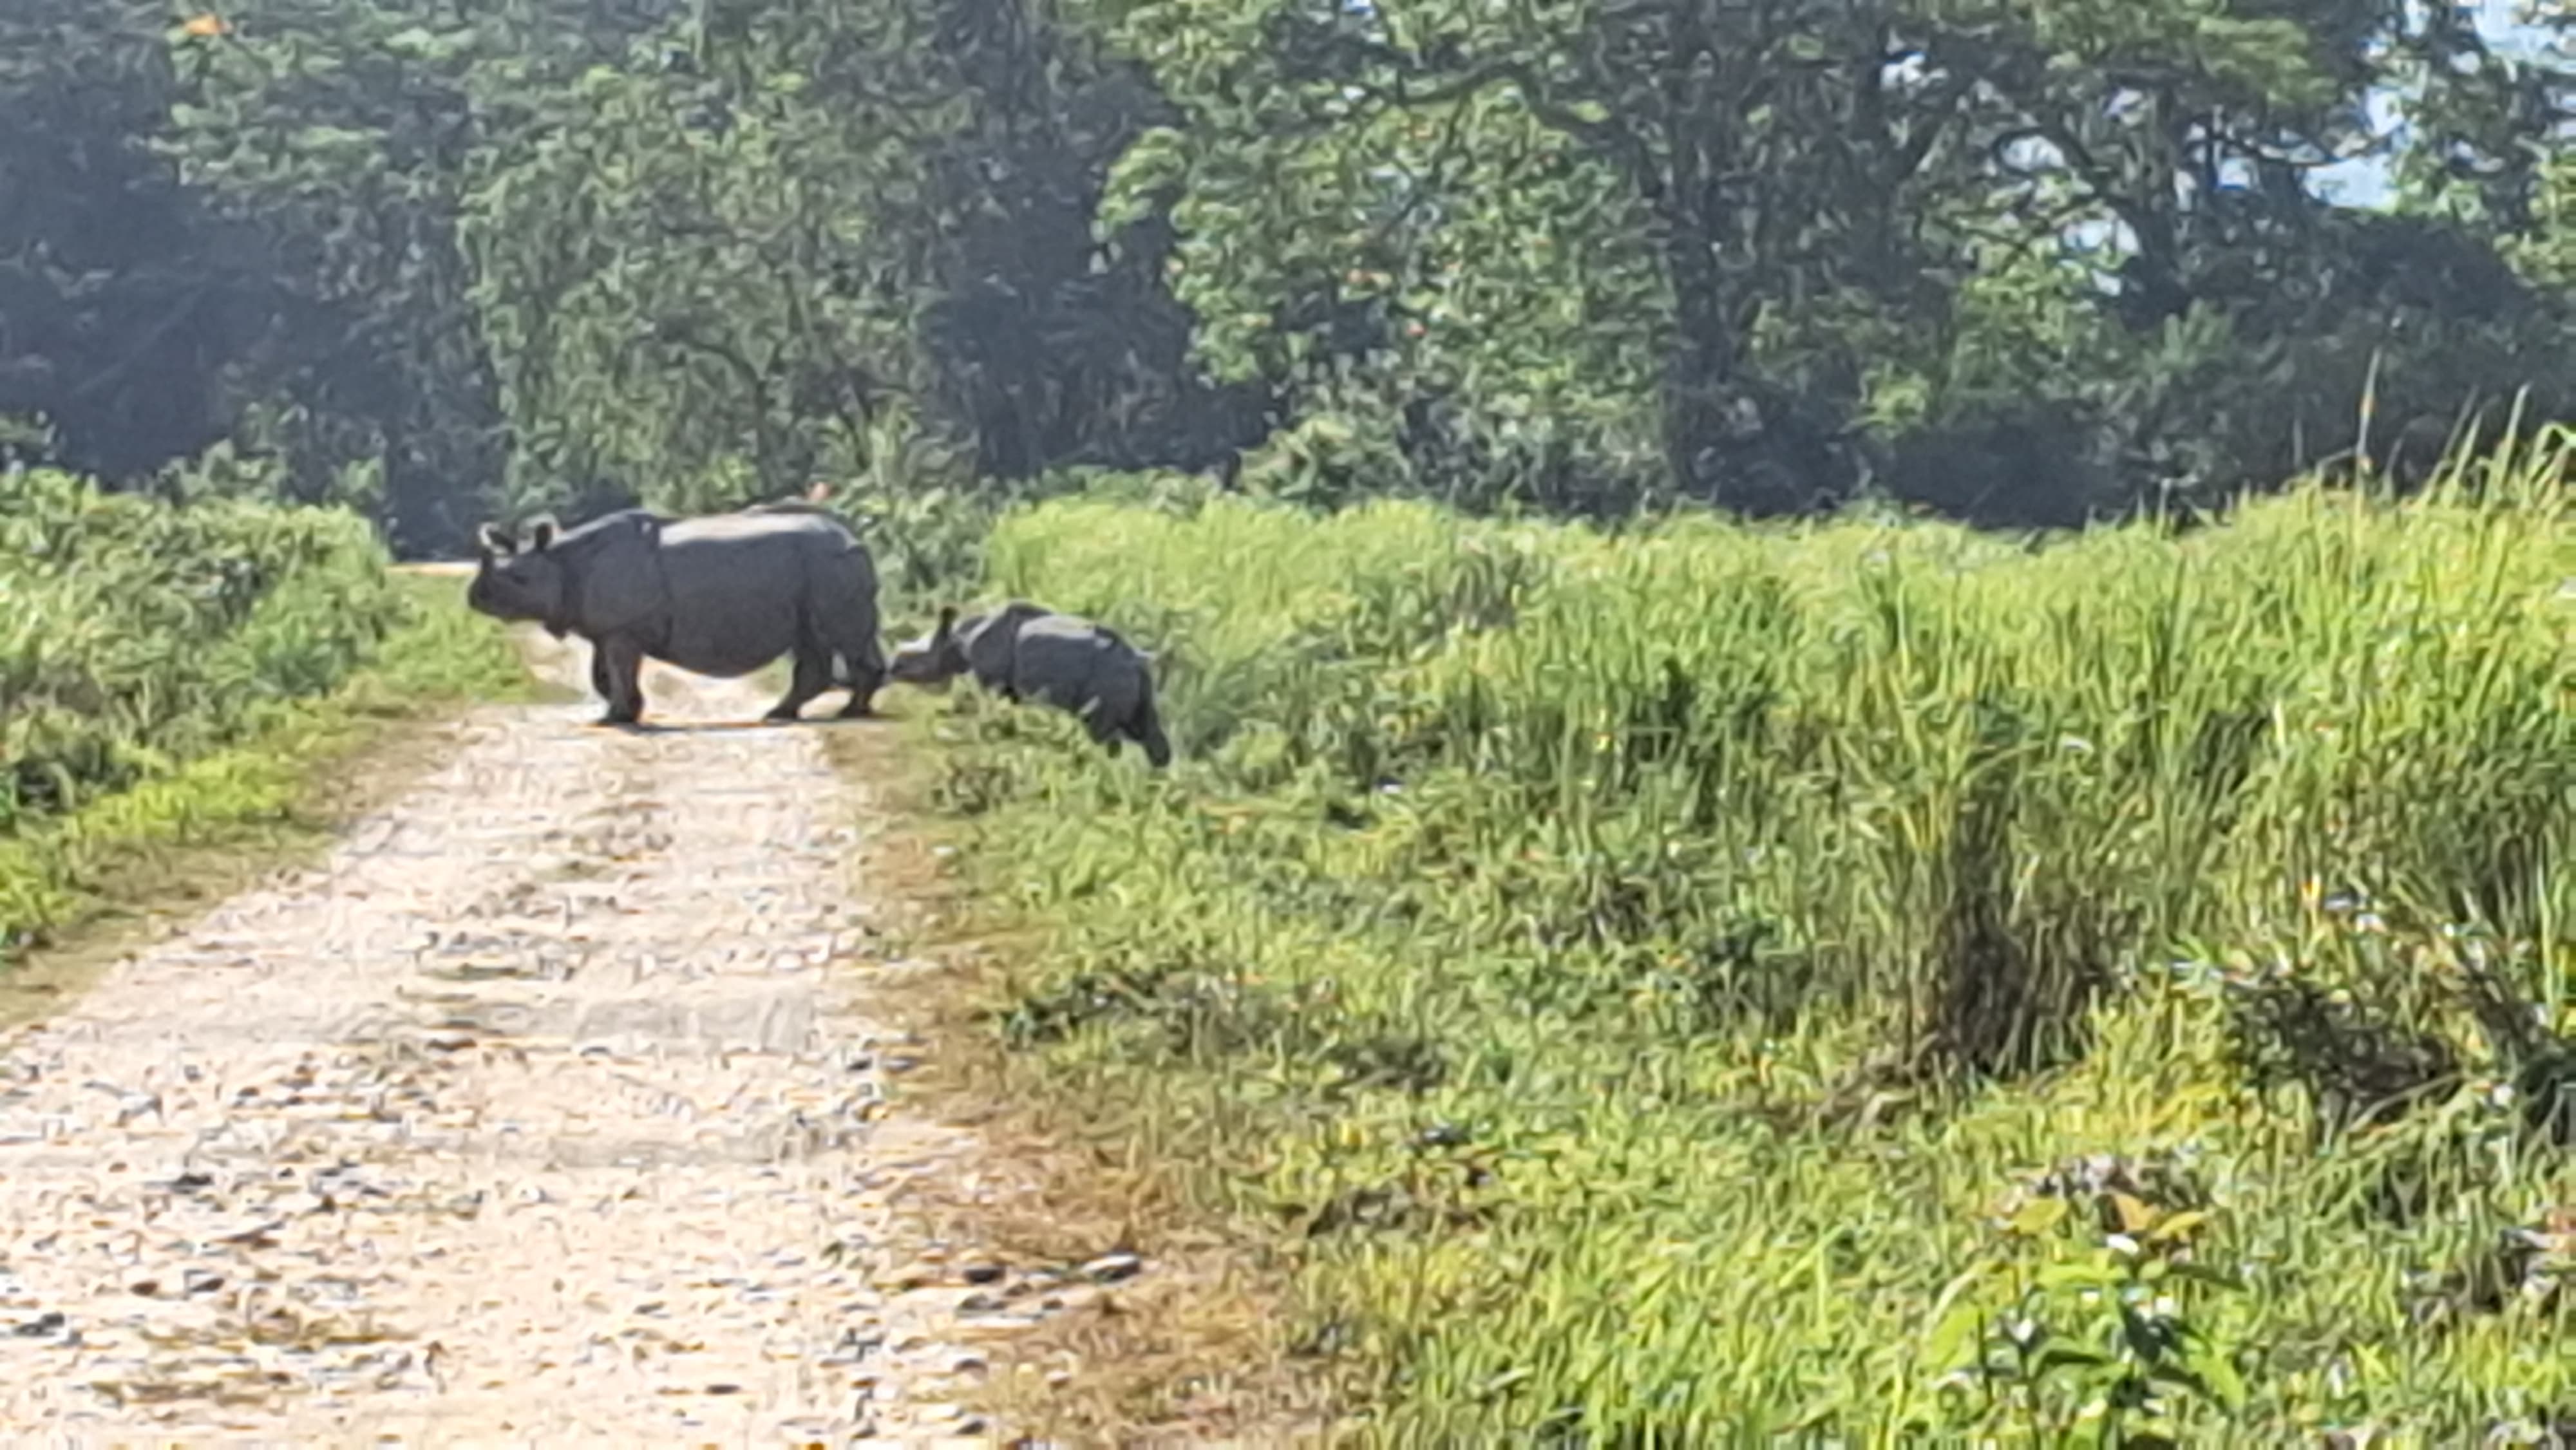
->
[0,625,1077,1444]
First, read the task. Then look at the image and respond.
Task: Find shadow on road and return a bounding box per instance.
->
[590,716,895,737]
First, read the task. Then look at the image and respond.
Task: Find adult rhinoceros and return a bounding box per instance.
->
[466,506,887,727]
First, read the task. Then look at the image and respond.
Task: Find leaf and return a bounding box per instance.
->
[2145,1209,2208,1245]
[2031,1346,2113,1374]
[2188,1344,2248,1408]
[2107,1191,2159,1234]
[2163,1261,2244,1293]
[2007,1195,2070,1237]
[2036,1259,2121,1292]
[1920,1270,1994,1370]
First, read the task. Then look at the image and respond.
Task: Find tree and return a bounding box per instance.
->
[1094,0,2575,521]
[466,0,1262,524]
[0,1,273,482]
[165,3,541,554]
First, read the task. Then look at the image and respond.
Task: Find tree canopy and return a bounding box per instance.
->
[1,0,2568,551]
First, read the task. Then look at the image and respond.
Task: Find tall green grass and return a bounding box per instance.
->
[911,431,2576,1442]
[1,467,414,826]
[2,469,524,956]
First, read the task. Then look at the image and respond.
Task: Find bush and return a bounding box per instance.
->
[0,467,408,833]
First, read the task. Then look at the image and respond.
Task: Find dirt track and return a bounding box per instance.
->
[0,624,1072,1444]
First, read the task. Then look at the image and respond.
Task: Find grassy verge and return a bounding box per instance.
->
[5,469,421,831]
[896,432,2576,1442]
[0,574,529,1020]
[817,717,1334,1443]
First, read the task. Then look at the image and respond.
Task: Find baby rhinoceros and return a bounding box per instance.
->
[891,601,1173,768]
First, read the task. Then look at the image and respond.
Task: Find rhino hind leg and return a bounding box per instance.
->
[1131,702,1173,769]
[835,639,886,719]
[764,641,833,723]
[1125,668,1173,769]
[811,596,886,719]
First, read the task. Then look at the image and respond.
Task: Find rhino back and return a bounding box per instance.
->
[554,507,665,547]
[684,511,875,603]
[954,601,1050,690]
[645,520,824,677]
[1007,617,1144,715]
[662,510,862,550]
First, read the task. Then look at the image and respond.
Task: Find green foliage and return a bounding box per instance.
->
[457,0,1251,534]
[460,10,945,518]
[1105,0,2576,520]
[0,467,408,838]
[0,0,264,478]
[16,0,2567,545]
[2521,148,2576,296]
[916,435,2576,1438]
[161,0,547,555]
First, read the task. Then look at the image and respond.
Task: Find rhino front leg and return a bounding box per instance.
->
[1079,701,1125,755]
[593,636,647,726]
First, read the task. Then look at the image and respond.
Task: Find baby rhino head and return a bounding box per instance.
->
[887,605,971,688]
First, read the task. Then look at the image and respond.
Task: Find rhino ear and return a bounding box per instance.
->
[527,514,560,552]
[476,522,514,558]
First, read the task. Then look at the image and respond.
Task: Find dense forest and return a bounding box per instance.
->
[3,0,2570,558]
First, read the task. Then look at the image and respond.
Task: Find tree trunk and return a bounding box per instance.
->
[1658,229,1817,518]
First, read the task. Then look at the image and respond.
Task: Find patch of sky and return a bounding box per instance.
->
[2310,0,2564,209]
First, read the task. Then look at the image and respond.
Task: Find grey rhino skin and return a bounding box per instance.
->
[467,505,887,726]
[891,600,1173,767]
